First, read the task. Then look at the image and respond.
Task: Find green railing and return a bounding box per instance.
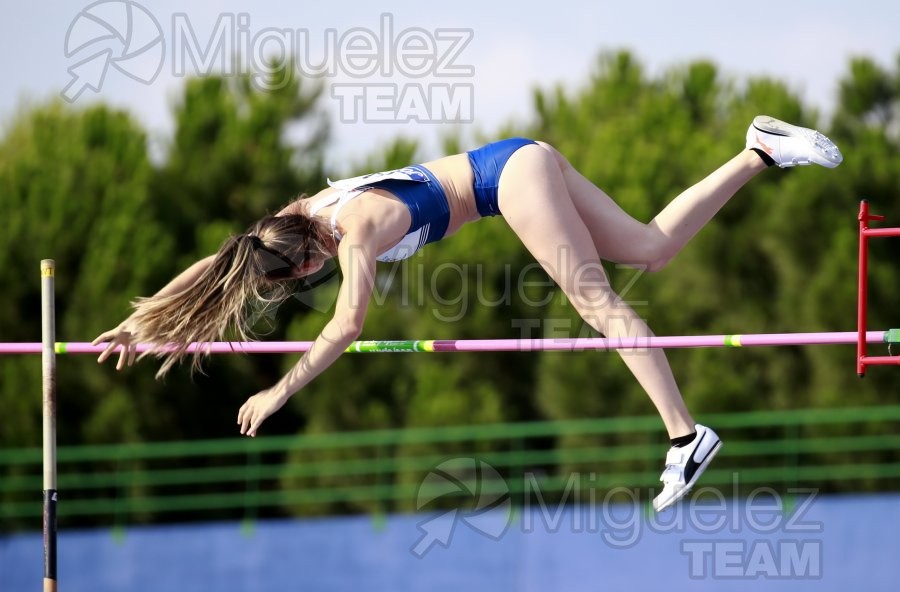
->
[2,405,900,530]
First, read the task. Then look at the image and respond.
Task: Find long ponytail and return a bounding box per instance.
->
[128,212,331,377]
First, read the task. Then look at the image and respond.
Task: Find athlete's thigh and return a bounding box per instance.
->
[536,142,655,265]
[498,144,612,306]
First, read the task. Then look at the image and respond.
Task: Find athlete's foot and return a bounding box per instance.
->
[652,424,722,512]
[746,116,843,168]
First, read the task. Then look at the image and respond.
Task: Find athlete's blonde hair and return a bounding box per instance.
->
[129,213,332,377]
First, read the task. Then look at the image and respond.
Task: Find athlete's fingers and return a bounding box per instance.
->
[91,331,111,347]
[248,415,262,438]
[128,344,137,367]
[97,340,118,364]
[116,346,127,371]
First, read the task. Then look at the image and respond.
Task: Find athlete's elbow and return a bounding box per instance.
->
[345,324,364,341]
[333,316,364,341]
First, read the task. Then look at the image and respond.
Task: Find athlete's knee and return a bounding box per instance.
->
[630,232,673,273]
[642,251,674,273]
[570,294,634,337]
[644,251,674,273]
[565,267,619,316]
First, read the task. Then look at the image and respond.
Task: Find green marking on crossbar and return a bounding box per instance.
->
[347,340,425,353]
[884,329,900,344]
[724,335,743,347]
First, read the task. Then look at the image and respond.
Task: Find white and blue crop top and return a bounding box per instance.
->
[309,165,451,262]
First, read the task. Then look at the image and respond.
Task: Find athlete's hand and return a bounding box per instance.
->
[92,320,138,371]
[238,388,290,437]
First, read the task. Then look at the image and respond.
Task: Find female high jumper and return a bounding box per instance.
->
[93,116,843,511]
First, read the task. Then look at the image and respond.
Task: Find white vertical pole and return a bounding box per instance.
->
[41,259,58,592]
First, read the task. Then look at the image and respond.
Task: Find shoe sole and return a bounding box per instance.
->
[752,115,843,168]
[652,439,723,512]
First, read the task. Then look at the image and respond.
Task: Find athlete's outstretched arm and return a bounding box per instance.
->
[92,255,217,370]
[237,222,377,437]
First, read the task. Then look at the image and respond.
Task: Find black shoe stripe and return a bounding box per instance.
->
[683,432,715,483]
[753,124,789,137]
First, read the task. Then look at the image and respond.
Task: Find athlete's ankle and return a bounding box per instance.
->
[750,147,776,167]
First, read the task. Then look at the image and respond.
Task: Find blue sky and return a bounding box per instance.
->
[2,0,897,173]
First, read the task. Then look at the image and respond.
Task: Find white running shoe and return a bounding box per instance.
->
[746,115,843,168]
[652,424,722,512]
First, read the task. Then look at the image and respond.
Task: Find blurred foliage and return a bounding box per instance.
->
[3,50,900,522]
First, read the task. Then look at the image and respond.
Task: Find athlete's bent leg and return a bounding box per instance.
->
[498,143,694,439]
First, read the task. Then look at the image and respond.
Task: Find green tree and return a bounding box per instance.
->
[0,101,168,450]
[5,50,900,525]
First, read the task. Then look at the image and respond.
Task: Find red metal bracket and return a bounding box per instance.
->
[857,200,900,376]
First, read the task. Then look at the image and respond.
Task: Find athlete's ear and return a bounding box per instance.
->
[294,259,324,278]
